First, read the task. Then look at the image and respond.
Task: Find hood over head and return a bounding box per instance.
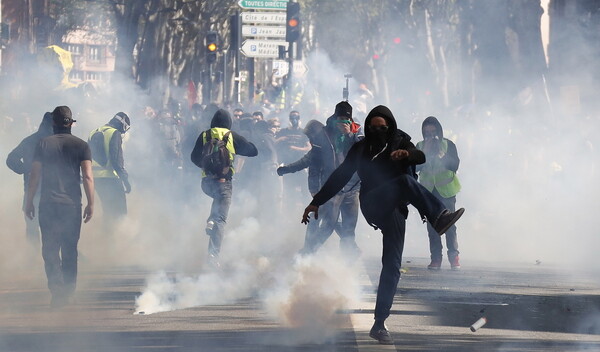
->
[109,112,131,133]
[303,119,325,140]
[364,105,398,143]
[38,112,54,136]
[421,115,443,139]
[210,109,232,129]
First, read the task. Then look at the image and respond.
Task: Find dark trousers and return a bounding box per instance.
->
[39,203,82,297]
[362,174,448,322]
[302,189,360,255]
[201,177,232,257]
[374,208,406,321]
[95,177,127,220]
[427,189,459,260]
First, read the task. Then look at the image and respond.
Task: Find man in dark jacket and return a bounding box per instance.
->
[191,109,258,268]
[416,116,462,270]
[301,105,464,345]
[6,112,54,248]
[279,102,363,257]
[88,112,131,230]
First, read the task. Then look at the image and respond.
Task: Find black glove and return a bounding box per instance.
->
[123,179,132,194]
[277,166,288,176]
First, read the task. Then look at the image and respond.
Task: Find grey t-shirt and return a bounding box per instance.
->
[33,133,92,205]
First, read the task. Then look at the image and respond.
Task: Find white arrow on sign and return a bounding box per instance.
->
[271,60,309,77]
[241,12,286,24]
[240,39,288,58]
[242,25,286,38]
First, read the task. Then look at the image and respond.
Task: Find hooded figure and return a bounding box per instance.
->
[416,116,462,270]
[6,112,54,247]
[191,108,258,268]
[278,102,364,257]
[301,105,464,345]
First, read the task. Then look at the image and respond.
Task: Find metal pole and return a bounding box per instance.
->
[223,49,228,104]
[248,57,255,106]
[286,42,294,110]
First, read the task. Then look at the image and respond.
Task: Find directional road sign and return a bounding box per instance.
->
[238,0,288,10]
[242,25,286,38]
[271,60,309,77]
[241,39,288,58]
[241,12,286,24]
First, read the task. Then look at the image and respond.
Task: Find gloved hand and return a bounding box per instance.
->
[277,166,288,176]
[123,179,132,194]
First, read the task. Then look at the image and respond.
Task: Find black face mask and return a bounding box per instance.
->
[368,125,389,148]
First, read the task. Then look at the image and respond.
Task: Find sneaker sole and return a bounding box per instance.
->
[369,332,394,345]
[427,266,441,270]
[437,208,465,235]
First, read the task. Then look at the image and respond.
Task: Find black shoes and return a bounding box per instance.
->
[433,208,465,235]
[369,324,394,345]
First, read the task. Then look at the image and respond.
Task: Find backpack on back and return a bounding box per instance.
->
[89,130,108,167]
[198,130,232,177]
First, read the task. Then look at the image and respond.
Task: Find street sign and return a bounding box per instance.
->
[242,25,286,38]
[241,12,286,24]
[272,60,288,78]
[271,60,309,77]
[241,40,288,58]
[293,60,309,76]
[238,0,288,10]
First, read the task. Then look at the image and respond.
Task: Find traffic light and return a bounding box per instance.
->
[205,31,218,64]
[286,2,300,43]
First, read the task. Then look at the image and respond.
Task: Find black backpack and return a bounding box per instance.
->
[197,130,232,177]
[89,130,108,167]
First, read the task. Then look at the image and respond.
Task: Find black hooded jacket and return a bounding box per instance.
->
[6,112,54,189]
[311,105,425,223]
[191,109,258,178]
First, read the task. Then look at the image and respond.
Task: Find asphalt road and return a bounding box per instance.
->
[1,257,599,352]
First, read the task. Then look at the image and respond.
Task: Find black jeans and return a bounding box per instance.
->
[427,189,459,260]
[95,178,127,232]
[39,203,82,297]
[201,177,232,257]
[374,208,406,321]
[362,174,448,322]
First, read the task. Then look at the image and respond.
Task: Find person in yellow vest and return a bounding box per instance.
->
[190,109,258,268]
[88,112,131,228]
[416,116,462,270]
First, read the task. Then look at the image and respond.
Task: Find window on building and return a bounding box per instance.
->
[86,71,102,81]
[67,44,82,55]
[88,46,102,63]
[70,70,83,81]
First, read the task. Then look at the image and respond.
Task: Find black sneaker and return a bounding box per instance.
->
[433,208,465,235]
[369,325,394,345]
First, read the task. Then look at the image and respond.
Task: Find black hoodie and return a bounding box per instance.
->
[311,105,425,223]
[416,116,459,173]
[6,112,54,189]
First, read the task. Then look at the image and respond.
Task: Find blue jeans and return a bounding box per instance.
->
[201,177,232,257]
[427,190,459,260]
[39,203,82,297]
[302,188,360,255]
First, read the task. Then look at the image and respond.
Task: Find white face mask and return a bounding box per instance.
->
[115,114,130,132]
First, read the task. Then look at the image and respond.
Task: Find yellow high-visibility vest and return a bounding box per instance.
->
[416,139,461,198]
[89,126,118,178]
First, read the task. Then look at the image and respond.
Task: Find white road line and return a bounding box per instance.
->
[350,261,397,351]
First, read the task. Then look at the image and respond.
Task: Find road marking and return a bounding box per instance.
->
[350,261,396,351]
